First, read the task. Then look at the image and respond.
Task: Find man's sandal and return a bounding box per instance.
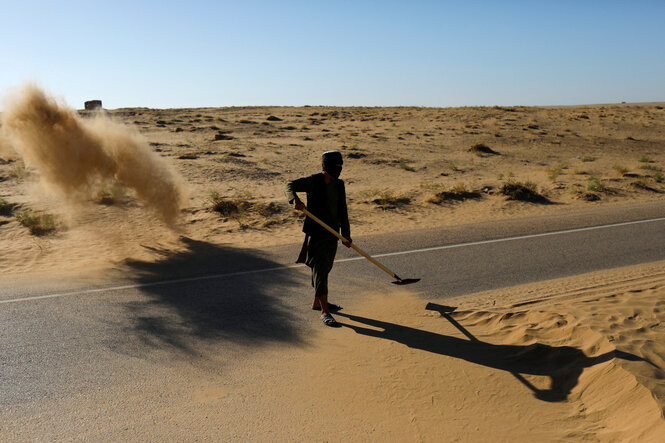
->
[321,313,338,326]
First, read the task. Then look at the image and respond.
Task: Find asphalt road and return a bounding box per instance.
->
[2,201,665,438]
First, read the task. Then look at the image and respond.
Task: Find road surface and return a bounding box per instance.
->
[2,201,665,439]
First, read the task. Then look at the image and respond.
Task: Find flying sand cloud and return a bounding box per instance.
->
[0,84,187,224]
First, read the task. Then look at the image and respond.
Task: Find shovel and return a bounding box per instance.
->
[301,208,420,285]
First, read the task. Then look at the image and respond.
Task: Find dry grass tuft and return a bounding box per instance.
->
[0,197,14,216]
[546,164,568,181]
[587,176,606,192]
[15,209,56,235]
[500,180,549,203]
[468,143,500,156]
[97,190,115,205]
[427,183,482,204]
[638,163,660,171]
[210,191,249,218]
[253,201,282,217]
[209,191,284,228]
[398,160,415,172]
[359,189,411,209]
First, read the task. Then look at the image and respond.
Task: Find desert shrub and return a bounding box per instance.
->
[210,191,248,218]
[587,176,606,192]
[359,189,410,209]
[578,192,600,201]
[638,156,653,163]
[15,210,56,235]
[653,172,663,183]
[0,198,13,216]
[546,164,568,181]
[499,180,548,203]
[347,152,365,159]
[427,183,482,204]
[253,201,282,217]
[638,163,660,171]
[569,185,600,201]
[399,161,415,172]
[469,143,500,156]
[97,190,115,205]
[419,181,446,192]
[451,182,470,194]
[581,156,596,163]
[96,186,127,205]
[209,191,283,227]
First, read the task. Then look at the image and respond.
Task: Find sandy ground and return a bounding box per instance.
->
[4,261,665,441]
[1,101,665,275]
[1,98,665,440]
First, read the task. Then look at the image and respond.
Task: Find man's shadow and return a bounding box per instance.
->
[336,303,648,402]
[116,237,303,356]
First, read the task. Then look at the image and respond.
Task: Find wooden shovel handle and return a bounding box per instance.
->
[301,208,399,280]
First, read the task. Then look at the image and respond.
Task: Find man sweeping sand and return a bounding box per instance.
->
[285,150,352,326]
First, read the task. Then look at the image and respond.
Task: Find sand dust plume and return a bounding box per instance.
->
[0,85,187,223]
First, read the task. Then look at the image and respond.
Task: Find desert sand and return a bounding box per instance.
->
[1,88,665,440]
[1,90,664,275]
[3,262,665,441]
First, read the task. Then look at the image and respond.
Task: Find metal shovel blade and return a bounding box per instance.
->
[391,278,421,285]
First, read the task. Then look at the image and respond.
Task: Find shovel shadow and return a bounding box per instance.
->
[335,303,647,402]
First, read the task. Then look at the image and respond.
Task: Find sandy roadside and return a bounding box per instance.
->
[3,261,664,441]
[1,94,665,276]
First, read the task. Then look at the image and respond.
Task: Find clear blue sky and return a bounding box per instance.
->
[1,0,663,109]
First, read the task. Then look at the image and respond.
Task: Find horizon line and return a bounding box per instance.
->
[87,100,665,112]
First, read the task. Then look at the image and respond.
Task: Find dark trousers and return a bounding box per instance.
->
[297,235,338,297]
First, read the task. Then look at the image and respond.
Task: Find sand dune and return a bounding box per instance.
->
[268,282,665,441]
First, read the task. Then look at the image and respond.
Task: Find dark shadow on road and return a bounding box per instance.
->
[120,237,303,354]
[336,303,648,402]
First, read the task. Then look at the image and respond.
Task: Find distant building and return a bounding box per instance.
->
[84,100,102,110]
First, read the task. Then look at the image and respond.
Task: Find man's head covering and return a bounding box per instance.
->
[321,150,343,178]
[322,150,343,165]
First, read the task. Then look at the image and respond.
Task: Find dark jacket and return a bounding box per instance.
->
[285,173,351,240]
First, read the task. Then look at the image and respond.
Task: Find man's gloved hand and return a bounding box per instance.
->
[342,238,352,248]
[293,199,305,211]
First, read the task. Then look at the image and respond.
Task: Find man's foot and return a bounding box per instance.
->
[312,303,342,312]
[321,313,338,327]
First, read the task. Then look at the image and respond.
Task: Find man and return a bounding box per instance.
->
[285,150,352,327]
